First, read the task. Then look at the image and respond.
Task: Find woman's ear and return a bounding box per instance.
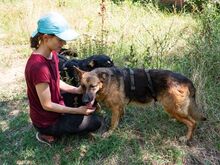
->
[42,34,53,42]
[41,34,48,42]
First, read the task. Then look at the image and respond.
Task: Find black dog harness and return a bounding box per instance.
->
[129,68,135,91]
[144,69,157,101]
[127,68,157,103]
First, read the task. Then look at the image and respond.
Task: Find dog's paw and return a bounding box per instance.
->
[178,136,191,145]
[102,130,113,138]
[179,136,187,142]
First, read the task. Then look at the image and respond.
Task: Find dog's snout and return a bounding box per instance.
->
[82,93,94,104]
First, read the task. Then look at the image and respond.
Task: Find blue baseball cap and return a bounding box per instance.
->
[31,12,79,41]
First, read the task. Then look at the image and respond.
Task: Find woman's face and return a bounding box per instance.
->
[44,35,66,52]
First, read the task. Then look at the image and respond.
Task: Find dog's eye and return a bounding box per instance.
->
[90,84,98,88]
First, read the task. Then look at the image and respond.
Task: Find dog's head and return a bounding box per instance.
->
[74,67,109,108]
[80,54,114,71]
[59,53,114,86]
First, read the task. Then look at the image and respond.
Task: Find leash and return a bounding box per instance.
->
[61,60,69,71]
[125,68,157,104]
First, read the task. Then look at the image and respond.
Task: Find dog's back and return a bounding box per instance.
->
[94,68,195,104]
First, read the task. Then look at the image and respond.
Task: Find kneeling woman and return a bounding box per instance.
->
[25,12,101,146]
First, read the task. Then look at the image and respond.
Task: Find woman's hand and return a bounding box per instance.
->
[74,86,83,94]
[77,106,96,115]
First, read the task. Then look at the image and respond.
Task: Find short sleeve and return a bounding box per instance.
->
[31,62,51,85]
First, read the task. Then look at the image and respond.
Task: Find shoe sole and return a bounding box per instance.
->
[36,132,52,147]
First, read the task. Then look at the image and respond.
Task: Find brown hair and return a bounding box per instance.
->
[30,32,43,49]
[30,33,56,49]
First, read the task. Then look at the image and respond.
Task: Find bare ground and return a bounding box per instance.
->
[0,44,27,99]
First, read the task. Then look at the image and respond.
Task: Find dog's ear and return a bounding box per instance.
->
[73,66,85,79]
[97,72,108,82]
[88,60,95,69]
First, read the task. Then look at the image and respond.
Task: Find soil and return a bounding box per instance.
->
[0,43,27,98]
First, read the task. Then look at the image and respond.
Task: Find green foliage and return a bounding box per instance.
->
[190,3,220,115]
[187,0,207,6]
[0,0,220,164]
[111,0,156,5]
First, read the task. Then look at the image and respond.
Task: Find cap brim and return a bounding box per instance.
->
[31,30,38,38]
[56,29,79,41]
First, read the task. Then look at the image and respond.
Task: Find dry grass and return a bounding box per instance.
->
[0,0,219,164]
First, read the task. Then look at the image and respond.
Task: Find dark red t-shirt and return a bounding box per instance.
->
[25,51,64,128]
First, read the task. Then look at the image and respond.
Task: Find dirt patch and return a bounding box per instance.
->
[184,147,220,164]
[0,59,26,89]
[0,44,27,99]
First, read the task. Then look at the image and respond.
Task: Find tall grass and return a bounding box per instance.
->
[188,4,220,119]
[0,0,219,164]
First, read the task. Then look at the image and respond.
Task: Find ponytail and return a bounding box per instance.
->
[30,32,43,49]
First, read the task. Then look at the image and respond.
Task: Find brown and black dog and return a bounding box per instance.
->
[75,67,206,142]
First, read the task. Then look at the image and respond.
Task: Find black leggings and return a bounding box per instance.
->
[34,114,101,137]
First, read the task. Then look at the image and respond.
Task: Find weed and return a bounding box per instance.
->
[0,0,219,164]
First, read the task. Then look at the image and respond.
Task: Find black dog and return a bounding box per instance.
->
[58,50,114,107]
[59,54,114,86]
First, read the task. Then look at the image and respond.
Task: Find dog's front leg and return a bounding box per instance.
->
[102,106,121,138]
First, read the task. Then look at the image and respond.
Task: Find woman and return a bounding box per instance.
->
[25,12,101,146]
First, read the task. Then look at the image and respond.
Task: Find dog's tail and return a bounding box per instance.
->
[189,84,207,121]
[189,97,207,121]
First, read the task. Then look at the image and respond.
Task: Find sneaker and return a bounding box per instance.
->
[36,132,56,147]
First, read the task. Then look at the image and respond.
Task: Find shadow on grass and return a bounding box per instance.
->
[118,104,220,164]
[0,96,143,164]
[0,95,219,164]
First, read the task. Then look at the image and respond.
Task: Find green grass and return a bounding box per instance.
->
[0,0,220,164]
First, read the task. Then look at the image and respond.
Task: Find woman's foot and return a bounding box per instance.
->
[36,132,56,147]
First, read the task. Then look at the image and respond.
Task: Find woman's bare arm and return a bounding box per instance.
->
[35,83,94,115]
[59,80,82,94]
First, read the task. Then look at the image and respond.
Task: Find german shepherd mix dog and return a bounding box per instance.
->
[58,51,114,108]
[75,67,206,142]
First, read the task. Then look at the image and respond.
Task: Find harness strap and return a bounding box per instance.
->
[144,69,157,102]
[61,60,69,70]
[129,68,135,91]
[125,68,135,105]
